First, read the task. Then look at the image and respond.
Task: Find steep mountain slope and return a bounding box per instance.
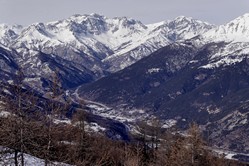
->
[78,41,249,153]
[0,46,97,92]
[0,46,18,81]
[195,13,249,69]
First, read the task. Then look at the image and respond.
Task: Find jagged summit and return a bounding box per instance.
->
[231,13,249,23]
[174,15,194,22]
[226,13,249,34]
[69,13,104,18]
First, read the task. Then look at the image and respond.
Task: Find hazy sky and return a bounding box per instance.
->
[0,0,248,25]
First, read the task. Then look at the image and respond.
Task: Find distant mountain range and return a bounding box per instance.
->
[1,13,249,91]
[1,13,249,154]
[0,13,214,90]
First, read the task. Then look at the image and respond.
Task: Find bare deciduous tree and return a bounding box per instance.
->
[0,70,40,166]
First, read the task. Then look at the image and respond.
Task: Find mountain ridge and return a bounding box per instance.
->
[0,13,249,91]
[0,13,217,90]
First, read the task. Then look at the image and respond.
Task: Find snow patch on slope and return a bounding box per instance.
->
[0,147,71,166]
[200,42,249,69]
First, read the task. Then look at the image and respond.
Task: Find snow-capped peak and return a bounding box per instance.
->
[171,16,212,26]
[203,13,249,42]
[160,16,215,42]
[17,22,51,40]
[231,13,249,24]
[174,15,194,22]
[198,13,249,69]
[0,24,23,46]
[226,13,249,34]
[68,13,106,23]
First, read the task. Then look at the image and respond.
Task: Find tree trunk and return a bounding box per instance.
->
[14,150,18,166]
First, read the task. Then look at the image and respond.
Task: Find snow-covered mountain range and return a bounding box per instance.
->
[0,13,214,72]
[0,13,249,91]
